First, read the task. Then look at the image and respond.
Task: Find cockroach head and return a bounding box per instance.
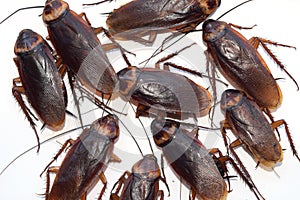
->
[43,0,69,23]
[220,89,244,113]
[132,154,161,180]
[200,0,221,15]
[202,19,227,43]
[93,114,119,141]
[151,118,179,147]
[14,29,44,56]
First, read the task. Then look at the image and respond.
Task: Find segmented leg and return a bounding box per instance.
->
[272,119,300,162]
[97,172,108,200]
[229,139,264,199]
[248,37,299,90]
[110,171,131,198]
[12,76,40,152]
[40,139,74,177]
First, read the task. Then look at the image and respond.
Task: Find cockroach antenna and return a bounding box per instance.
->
[0,125,90,176]
[0,6,44,24]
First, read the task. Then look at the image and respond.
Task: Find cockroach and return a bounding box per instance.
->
[202,18,299,112]
[43,114,120,200]
[42,0,119,98]
[109,101,170,200]
[220,89,300,169]
[103,0,221,45]
[117,65,212,120]
[151,118,264,200]
[12,29,67,152]
[110,154,169,200]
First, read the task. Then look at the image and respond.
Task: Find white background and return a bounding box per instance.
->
[0,0,300,199]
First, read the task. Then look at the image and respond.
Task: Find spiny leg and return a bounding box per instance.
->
[40,139,74,177]
[229,139,265,200]
[110,171,131,198]
[97,172,108,200]
[12,77,40,152]
[248,37,299,90]
[45,166,59,200]
[272,119,300,162]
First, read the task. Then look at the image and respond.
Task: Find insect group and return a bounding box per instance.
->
[0,0,300,200]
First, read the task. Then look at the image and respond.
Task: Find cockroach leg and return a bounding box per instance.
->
[148,31,158,45]
[225,155,264,200]
[248,37,299,90]
[129,30,158,46]
[228,139,264,197]
[109,153,122,163]
[40,139,74,177]
[210,148,239,193]
[45,166,59,200]
[81,193,87,200]
[189,189,196,200]
[159,155,170,197]
[110,171,131,197]
[271,119,300,162]
[93,26,133,66]
[78,12,92,26]
[163,62,205,78]
[12,77,38,121]
[249,37,296,50]
[97,172,108,200]
[205,50,219,122]
[211,148,264,199]
[228,23,257,30]
[157,189,164,200]
[262,108,280,137]
[220,120,231,154]
[12,78,40,152]
[159,179,169,198]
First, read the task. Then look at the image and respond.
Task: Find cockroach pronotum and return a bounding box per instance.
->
[12,29,68,152]
[110,154,169,200]
[42,114,120,200]
[117,65,212,120]
[42,0,119,98]
[220,89,300,169]
[202,18,299,112]
[151,118,264,200]
[93,0,221,45]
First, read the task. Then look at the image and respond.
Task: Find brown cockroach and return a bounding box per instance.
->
[12,29,67,152]
[110,154,169,200]
[42,0,119,98]
[151,118,265,200]
[117,65,212,120]
[220,89,300,169]
[100,0,221,45]
[43,114,120,200]
[202,19,298,112]
[109,102,170,200]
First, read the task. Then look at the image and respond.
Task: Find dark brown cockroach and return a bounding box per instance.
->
[151,118,265,200]
[117,65,212,120]
[103,0,221,45]
[43,114,120,200]
[13,29,67,152]
[110,154,169,200]
[202,19,299,112]
[42,0,119,98]
[220,89,300,169]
